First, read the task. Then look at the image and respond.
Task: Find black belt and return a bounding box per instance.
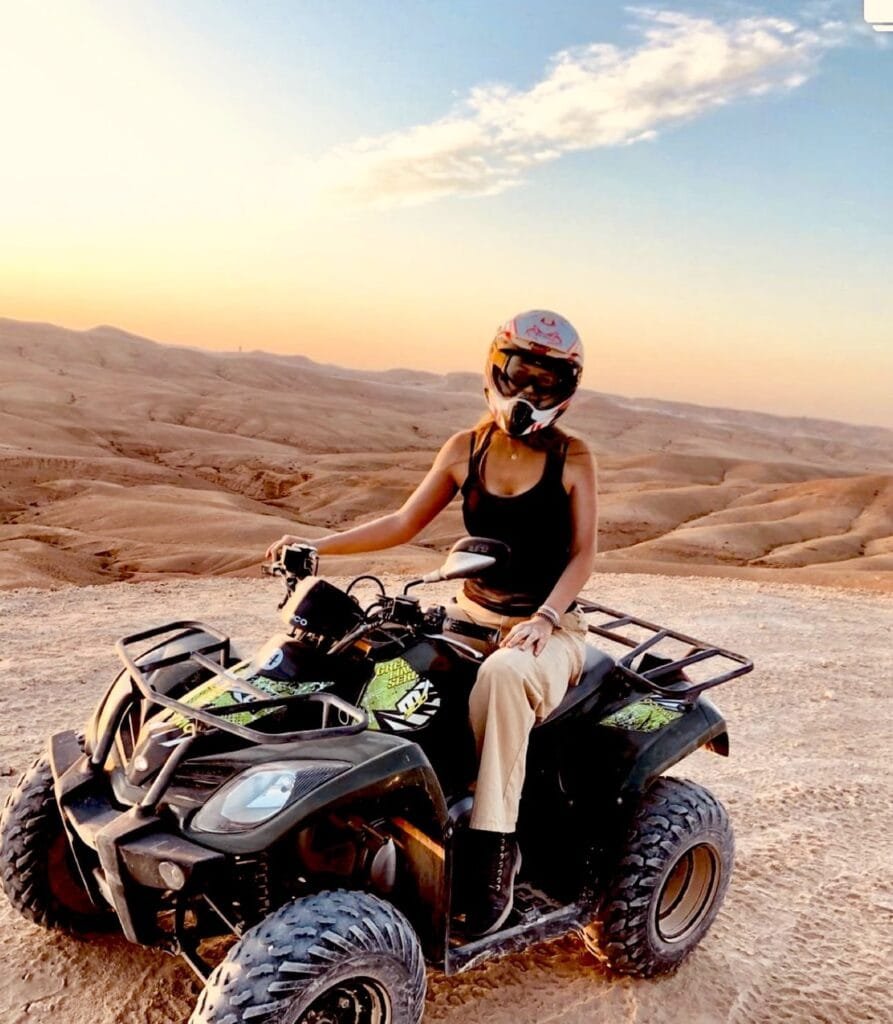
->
[442,616,500,646]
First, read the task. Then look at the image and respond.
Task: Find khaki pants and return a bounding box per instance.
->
[449,591,589,833]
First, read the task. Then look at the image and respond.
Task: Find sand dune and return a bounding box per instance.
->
[602,475,893,570]
[1,317,891,591]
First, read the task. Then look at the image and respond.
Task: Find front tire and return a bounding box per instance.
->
[190,889,426,1024]
[0,754,107,932]
[582,777,734,976]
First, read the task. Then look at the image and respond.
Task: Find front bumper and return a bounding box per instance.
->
[50,730,224,943]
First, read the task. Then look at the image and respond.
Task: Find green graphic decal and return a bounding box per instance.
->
[358,655,417,729]
[163,669,333,729]
[599,698,684,733]
[358,658,441,734]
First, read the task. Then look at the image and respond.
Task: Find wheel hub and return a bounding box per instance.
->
[656,842,720,943]
[297,978,390,1024]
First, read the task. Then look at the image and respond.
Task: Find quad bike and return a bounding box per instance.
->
[0,538,752,1023]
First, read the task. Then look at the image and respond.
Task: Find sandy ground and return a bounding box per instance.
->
[1,572,891,1024]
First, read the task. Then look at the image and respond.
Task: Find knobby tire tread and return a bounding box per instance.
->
[589,776,733,977]
[191,888,426,1024]
[0,751,105,932]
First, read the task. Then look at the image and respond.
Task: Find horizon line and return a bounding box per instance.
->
[3,313,892,437]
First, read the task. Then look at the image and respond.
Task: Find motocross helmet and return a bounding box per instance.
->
[484,310,583,436]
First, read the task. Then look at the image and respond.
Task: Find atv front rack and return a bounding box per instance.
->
[577,601,752,699]
[114,621,368,747]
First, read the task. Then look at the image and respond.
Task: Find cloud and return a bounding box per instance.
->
[313,8,847,209]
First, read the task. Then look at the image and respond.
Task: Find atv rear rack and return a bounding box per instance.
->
[114,621,368,746]
[577,601,752,699]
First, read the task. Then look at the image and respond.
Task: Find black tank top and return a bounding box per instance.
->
[461,423,573,615]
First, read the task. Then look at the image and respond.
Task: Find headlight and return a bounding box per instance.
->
[191,760,350,834]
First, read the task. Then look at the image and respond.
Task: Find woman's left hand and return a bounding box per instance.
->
[501,616,554,656]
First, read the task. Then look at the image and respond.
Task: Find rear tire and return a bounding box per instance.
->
[0,753,107,932]
[190,889,426,1024]
[582,777,733,976]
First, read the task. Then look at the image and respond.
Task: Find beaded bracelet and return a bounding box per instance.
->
[534,604,561,628]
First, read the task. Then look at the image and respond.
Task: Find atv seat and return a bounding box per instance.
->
[538,644,615,728]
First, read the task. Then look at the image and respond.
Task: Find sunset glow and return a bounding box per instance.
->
[1,1,890,426]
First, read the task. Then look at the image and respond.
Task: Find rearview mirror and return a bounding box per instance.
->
[422,537,510,583]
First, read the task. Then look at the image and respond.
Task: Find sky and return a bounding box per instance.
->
[1,1,891,427]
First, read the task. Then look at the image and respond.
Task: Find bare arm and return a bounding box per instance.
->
[265,430,471,559]
[542,437,599,613]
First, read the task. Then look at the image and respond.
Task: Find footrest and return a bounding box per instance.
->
[510,881,565,924]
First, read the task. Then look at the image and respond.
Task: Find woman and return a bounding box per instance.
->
[266,310,598,936]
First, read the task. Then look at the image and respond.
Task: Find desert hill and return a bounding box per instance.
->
[1,317,891,590]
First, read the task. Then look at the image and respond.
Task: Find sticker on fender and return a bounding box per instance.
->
[600,698,684,733]
[162,672,333,729]
[360,658,441,732]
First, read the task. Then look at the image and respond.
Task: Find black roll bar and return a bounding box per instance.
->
[114,620,367,746]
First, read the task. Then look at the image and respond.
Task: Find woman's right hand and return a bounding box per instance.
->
[264,534,306,562]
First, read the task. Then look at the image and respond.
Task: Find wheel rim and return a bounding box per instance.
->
[656,842,720,943]
[297,978,391,1024]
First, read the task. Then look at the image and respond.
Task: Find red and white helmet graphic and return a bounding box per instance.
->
[484,310,584,437]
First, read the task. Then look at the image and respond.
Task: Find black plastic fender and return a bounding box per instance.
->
[183,731,450,961]
[524,694,729,906]
[535,693,728,805]
[572,694,729,846]
[612,695,729,797]
[184,731,448,854]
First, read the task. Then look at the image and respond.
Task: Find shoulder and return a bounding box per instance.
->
[432,428,475,485]
[557,430,597,489]
[554,428,596,464]
[437,428,475,462]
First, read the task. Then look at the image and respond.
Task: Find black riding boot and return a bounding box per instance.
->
[465,829,521,937]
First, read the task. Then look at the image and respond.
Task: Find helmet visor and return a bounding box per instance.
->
[492,351,578,410]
